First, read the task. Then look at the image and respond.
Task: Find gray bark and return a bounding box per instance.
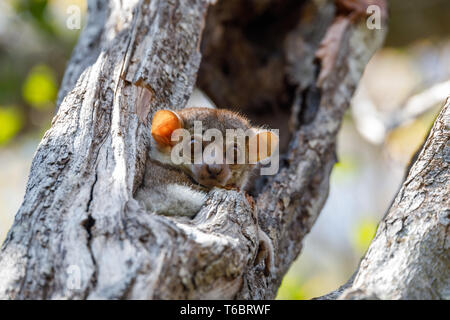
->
[338,100,450,300]
[0,0,387,299]
[316,100,450,300]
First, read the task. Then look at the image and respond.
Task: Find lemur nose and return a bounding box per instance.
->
[206,164,223,177]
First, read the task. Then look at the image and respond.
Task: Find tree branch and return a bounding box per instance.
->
[318,99,449,300]
[338,99,450,299]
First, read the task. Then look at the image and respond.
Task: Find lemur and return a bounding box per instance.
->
[135,91,278,273]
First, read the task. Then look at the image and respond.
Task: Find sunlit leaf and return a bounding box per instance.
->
[22,64,57,110]
[0,106,24,145]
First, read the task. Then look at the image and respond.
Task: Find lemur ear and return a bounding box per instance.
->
[151,110,183,146]
[248,130,279,163]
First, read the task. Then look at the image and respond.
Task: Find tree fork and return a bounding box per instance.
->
[0,0,387,299]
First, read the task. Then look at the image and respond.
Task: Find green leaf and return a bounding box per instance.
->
[22,64,57,110]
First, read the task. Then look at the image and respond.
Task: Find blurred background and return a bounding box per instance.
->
[0,0,448,299]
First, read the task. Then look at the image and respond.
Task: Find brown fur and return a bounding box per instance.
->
[136,107,277,216]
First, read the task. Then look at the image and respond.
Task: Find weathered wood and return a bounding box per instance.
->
[0,0,387,299]
[338,100,450,300]
[316,100,449,300]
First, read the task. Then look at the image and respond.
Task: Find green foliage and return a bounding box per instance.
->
[0,57,22,104]
[0,106,24,145]
[12,0,56,36]
[0,0,78,147]
[22,64,57,110]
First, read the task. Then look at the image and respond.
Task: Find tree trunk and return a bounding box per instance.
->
[0,0,387,299]
[317,100,449,300]
[340,100,450,300]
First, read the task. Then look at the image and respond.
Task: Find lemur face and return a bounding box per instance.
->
[151,107,278,190]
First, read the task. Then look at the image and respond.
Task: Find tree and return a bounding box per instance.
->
[1,0,445,300]
[318,99,449,300]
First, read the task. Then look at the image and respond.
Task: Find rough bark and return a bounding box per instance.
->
[0,0,386,299]
[316,100,450,300]
[338,100,450,300]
